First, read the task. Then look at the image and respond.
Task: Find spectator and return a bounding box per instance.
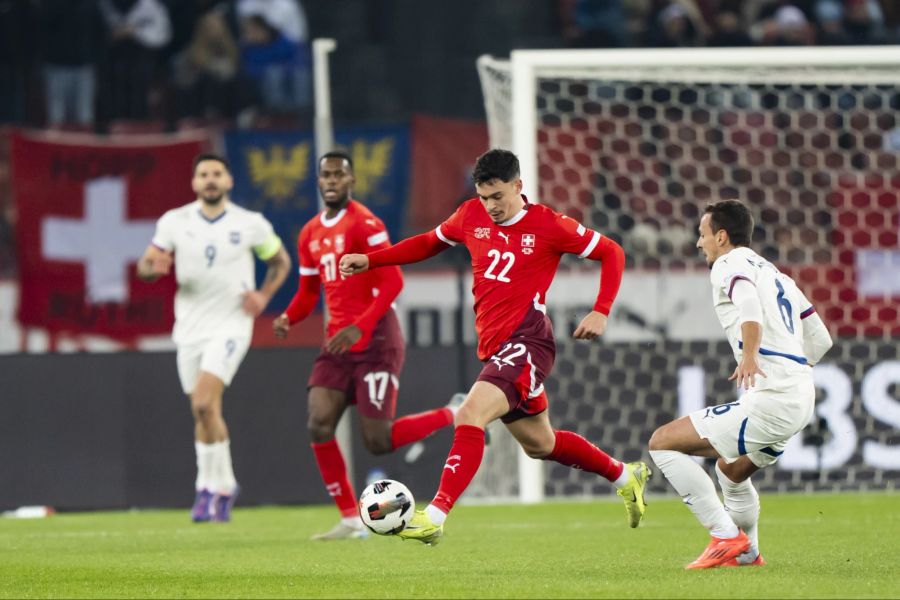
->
[38,0,102,128]
[842,0,888,44]
[647,1,709,47]
[237,0,310,113]
[172,9,250,120]
[560,0,631,48]
[237,0,307,45]
[706,9,755,46]
[97,0,172,122]
[815,0,851,44]
[754,5,816,45]
[238,13,309,113]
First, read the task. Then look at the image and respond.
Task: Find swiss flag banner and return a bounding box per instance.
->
[12,131,207,340]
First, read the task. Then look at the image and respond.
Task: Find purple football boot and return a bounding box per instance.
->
[191,489,214,523]
[212,486,239,523]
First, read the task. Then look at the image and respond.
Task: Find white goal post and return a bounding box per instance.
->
[476,46,900,505]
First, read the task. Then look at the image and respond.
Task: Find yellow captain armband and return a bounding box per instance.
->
[253,234,283,260]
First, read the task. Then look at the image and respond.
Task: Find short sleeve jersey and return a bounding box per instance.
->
[709,246,816,374]
[152,200,281,345]
[436,197,605,360]
[297,200,396,348]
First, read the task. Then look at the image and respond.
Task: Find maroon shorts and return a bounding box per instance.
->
[477,308,556,423]
[308,311,405,420]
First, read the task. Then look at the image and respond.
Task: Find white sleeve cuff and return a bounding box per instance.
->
[435,225,457,246]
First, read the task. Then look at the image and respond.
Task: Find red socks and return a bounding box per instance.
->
[548,430,624,481]
[431,424,485,514]
[391,407,453,450]
[311,439,357,517]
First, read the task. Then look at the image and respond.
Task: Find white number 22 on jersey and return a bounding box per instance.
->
[484,249,515,282]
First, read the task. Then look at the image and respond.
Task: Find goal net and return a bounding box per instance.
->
[470,47,900,503]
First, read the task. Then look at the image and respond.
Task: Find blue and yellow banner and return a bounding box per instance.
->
[224,125,410,314]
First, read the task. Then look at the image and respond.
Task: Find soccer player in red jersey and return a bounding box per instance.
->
[340,149,651,544]
[274,151,460,540]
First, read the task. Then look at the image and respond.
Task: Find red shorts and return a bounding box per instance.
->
[477,308,556,423]
[308,312,405,420]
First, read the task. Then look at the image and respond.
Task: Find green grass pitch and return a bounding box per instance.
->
[1,492,896,599]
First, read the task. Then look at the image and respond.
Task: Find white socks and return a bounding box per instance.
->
[195,440,238,495]
[425,504,448,526]
[342,515,365,529]
[649,449,739,539]
[195,442,217,492]
[716,462,760,562]
[612,462,632,489]
[216,440,238,495]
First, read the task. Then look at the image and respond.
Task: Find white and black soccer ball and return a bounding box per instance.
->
[358,479,415,535]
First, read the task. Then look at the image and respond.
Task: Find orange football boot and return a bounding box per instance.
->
[723,553,767,567]
[685,530,751,570]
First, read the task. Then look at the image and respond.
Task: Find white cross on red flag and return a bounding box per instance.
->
[12,131,206,340]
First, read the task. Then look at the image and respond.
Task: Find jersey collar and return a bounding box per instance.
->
[320,207,348,228]
[196,200,228,224]
[498,195,529,227]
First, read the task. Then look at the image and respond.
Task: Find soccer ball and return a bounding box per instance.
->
[358,479,415,535]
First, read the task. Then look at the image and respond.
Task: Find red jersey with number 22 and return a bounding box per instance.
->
[437,198,606,360]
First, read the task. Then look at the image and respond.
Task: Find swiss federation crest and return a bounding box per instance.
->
[522,233,535,247]
[335,234,345,254]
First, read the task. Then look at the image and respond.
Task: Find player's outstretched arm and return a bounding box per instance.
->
[727,279,767,389]
[274,270,321,339]
[801,310,833,365]
[729,321,767,389]
[243,244,291,317]
[136,245,173,282]
[573,311,608,340]
[340,230,450,277]
[573,235,625,339]
[339,253,369,276]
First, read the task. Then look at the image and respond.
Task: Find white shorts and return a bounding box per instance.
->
[176,334,251,394]
[689,369,815,468]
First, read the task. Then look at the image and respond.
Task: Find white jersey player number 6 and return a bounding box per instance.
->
[484,249,514,282]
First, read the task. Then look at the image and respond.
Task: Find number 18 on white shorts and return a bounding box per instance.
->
[689,373,815,468]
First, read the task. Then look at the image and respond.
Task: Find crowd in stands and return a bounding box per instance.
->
[1,1,898,132]
[0,0,311,132]
[560,0,899,49]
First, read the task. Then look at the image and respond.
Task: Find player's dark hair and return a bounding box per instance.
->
[319,150,354,173]
[472,149,520,185]
[705,200,753,247]
[192,152,230,174]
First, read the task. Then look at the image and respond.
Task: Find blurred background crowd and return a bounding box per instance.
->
[0,0,898,132]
